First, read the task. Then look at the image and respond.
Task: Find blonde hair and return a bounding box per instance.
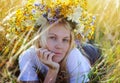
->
[34,16,75,50]
[33,16,75,81]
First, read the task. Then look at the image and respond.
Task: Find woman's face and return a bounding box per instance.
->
[46,23,71,63]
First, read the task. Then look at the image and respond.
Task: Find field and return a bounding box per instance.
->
[0,0,120,82]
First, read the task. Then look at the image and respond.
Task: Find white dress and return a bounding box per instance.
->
[18,46,91,83]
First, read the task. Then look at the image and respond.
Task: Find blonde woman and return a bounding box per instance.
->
[18,17,91,83]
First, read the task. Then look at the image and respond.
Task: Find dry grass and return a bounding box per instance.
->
[0,0,120,82]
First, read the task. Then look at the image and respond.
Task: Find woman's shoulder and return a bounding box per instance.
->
[67,47,91,67]
[68,47,83,58]
[19,46,36,61]
[66,47,91,79]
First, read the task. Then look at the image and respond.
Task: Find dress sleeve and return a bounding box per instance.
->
[18,49,39,81]
[66,48,91,83]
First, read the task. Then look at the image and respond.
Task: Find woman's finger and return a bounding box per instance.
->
[48,52,55,62]
[43,51,51,60]
[39,48,48,58]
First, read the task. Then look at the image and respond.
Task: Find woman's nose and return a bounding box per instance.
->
[55,40,63,49]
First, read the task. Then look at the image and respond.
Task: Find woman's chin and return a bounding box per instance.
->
[53,58,62,63]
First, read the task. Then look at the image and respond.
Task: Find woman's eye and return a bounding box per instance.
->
[63,39,69,43]
[49,36,56,40]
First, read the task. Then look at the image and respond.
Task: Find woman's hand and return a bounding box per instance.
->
[36,48,60,70]
[36,48,60,83]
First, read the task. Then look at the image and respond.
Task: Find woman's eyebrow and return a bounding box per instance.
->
[48,33,56,35]
[48,33,70,38]
[64,37,70,39]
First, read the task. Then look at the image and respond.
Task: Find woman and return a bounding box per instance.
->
[18,17,91,83]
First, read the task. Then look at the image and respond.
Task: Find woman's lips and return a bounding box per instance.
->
[54,52,62,55]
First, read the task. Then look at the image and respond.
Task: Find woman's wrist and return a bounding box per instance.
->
[49,65,60,73]
[49,63,60,70]
[44,66,60,83]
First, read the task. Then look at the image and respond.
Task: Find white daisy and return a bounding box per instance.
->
[67,6,82,23]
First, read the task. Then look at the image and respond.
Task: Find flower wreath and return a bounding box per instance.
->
[6,0,96,41]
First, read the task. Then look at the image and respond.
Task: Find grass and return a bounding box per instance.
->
[0,0,120,82]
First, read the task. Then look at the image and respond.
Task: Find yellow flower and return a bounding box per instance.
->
[16,9,23,19]
[7,0,95,41]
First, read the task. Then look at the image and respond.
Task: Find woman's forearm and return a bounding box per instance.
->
[44,68,59,83]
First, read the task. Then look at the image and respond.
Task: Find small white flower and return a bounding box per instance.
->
[92,16,96,20]
[90,21,94,26]
[67,6,82,23]
[6,34,10,40]
[77,24,85,34]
